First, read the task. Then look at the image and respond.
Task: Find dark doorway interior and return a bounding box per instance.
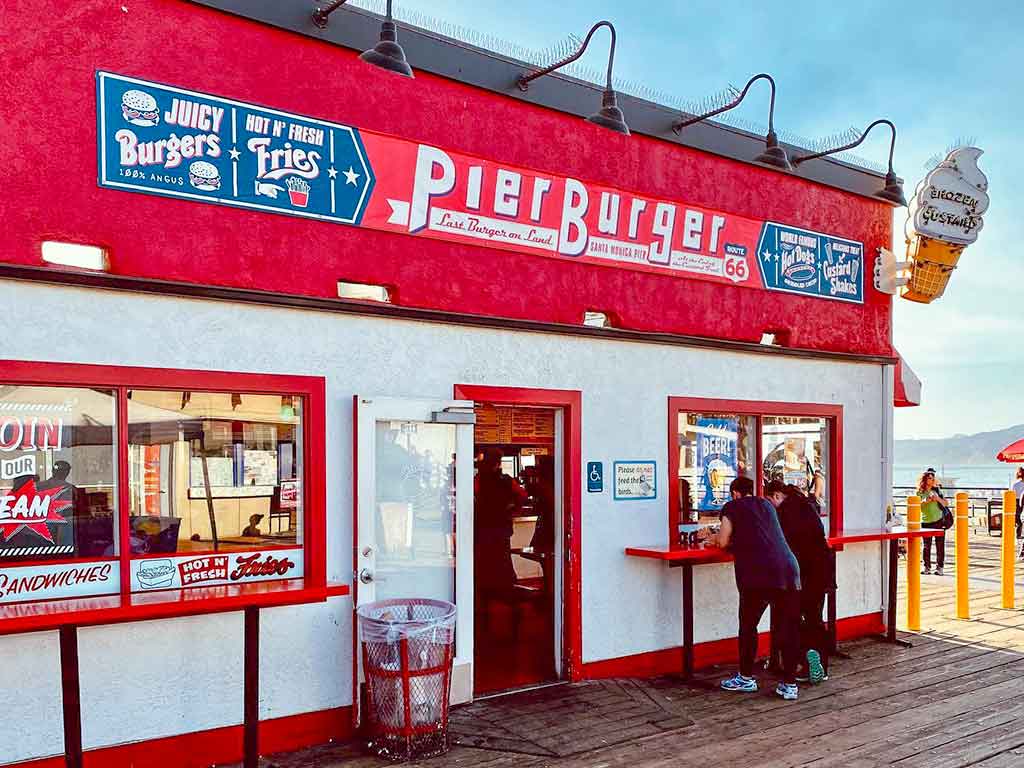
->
[473,404,560,695]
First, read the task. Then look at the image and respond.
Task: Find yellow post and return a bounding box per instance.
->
[1002,489,1016,609]
[907,495,922,631]
[955,492,970,619]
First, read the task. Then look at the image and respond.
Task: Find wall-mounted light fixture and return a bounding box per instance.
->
[337,280,392,302]
[583,311,613,328]
[517,21,629,136]
[312,0,413,78]
[793,119,907,206]
[359,0,413,77]
[672,74,791,171]
[41,241,110,271]
[312,0,349,29]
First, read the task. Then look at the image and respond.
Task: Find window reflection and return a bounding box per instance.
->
[374,421,456,603]
[127,390,303,554]
[0,386,117,561]
[677,413,756,529]
[761,416,829,520]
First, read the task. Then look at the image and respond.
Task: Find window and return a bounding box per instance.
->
[761,416,830,519]
[669,398,840,545]
[0,363,323,608]
[0,386,118,562]
[127,390,303,554]
[675,412,756,527]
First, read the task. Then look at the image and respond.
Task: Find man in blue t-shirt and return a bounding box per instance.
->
[703,476,802,700]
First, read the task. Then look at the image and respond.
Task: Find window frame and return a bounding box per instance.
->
[667,396,843,543]
[0,359,326,603]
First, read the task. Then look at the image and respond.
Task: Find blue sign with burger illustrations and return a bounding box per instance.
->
[97,72,375,224]
[755,222,865,303]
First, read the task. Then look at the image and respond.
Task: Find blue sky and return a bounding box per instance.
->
[385,0,1019,439]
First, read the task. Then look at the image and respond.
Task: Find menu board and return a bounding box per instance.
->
[473,405,555,445]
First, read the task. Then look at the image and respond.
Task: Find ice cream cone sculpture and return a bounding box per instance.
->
[900,147,988,303]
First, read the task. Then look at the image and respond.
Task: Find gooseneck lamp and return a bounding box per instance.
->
[313,0,414,78]
[359,0,414,78]
[672,74,791,171]
[311,0,349,29]
[793,119,907,206]
[517,21,629,136]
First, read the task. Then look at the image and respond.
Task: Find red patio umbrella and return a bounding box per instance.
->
[996,439,1024,463]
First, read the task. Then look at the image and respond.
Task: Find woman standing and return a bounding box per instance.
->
[1012,467,1024,540]
[918,471,949,575]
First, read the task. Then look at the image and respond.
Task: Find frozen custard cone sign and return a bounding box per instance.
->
[901,147,989,303]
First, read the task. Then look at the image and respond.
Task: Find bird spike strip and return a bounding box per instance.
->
[923,136,979,170]
[342,0,890,173]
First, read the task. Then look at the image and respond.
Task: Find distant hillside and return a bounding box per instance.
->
[895,424,1024,466]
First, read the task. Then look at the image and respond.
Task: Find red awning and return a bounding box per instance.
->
[997,439,1024,463]
[894,352,921,408]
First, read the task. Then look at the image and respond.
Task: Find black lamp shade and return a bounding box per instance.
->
[754,132,792,171]
[876,170,908,207]
[587,90,630,135]
[360,20,413,78]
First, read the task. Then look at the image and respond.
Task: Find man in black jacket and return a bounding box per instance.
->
[766,480,830,683]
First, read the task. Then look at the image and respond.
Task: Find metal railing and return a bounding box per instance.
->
[893,486,1012,535]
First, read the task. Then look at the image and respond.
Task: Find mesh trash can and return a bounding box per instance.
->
[358,598,457,761]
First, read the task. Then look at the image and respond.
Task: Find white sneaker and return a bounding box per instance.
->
[775,682,798,701]
[934,567,944,576]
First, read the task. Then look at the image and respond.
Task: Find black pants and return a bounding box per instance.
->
[799,588,828,673]
[922,520,945,569]
[739,588,799,682]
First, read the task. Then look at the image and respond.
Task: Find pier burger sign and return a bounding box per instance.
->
[97,72,864,303]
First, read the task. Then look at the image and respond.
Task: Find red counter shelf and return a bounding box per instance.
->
[827,526,943,647]
[1,579,350,768]
[0,579,351,636]
[626,526,942,679]
[624,544,733,564]
[625,544,734,680]
[828,526,943,546]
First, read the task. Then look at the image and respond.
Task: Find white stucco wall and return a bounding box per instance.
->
[0,281,886,762]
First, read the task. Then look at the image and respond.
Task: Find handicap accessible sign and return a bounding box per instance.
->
[97,72,374,225]
[756,222,864,303]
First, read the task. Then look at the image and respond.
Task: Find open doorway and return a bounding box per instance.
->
[471,403,563,695]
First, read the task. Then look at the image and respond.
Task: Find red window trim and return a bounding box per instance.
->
[667,396,844,543]
[0,359,327,617]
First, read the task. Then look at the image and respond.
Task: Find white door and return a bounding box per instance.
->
[355,396,475,704]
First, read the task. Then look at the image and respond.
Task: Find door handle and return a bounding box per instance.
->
[359,568,374,584]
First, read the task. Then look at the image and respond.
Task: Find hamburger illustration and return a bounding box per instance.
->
[121,89,160,127]
[136,558,175,589]
[189,161,222,192]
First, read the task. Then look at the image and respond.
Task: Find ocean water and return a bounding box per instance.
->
[894,464,1018,490]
